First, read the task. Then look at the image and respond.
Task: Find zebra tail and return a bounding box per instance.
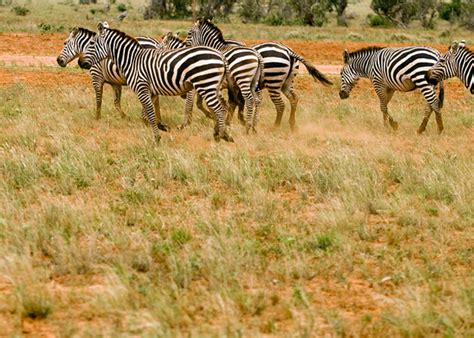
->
[438,80,444,109]
[256,53,265,91]
[289,50,333,86]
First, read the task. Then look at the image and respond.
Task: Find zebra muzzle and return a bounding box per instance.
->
[78,58,92,70]
[339,91,349,99]
[56,57,66,68]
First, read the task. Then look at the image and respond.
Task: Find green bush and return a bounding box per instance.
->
[367,13,391,27]
[12,6,29,16]
[438,0,462,21]
[117,3,127,12]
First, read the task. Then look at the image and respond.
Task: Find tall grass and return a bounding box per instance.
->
[0,76,472,336]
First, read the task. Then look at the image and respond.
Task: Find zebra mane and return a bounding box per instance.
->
[458,45,473,57]
[348,46,385,59]
[197,18,226,45]
[106,28,140,46]
[73,27,96,37]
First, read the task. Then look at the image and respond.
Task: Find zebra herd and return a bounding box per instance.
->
[56,19,472,143]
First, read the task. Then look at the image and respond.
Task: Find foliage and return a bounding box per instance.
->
[117,3,127,12]
[238,0,264,23]
[12,6,29,16]
[438,0,462,21]
[371,0,439,28]
[367,13,392,27]
[145,0,191,19]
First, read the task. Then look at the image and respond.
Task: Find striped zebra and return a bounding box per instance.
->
[426,40,473,95]
[57,27,164,123]
[160,32,214,122]
[81,22,233,143]
[185,18,333,131]
[339,46,445,134]
[185,18,264,133]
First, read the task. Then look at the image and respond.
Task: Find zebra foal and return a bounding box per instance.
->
[426,40,473,95]
[339,46,445,134]
[81,22,233,143]
[57,26,161,121]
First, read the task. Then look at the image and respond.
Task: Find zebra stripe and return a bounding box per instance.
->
[339,46,445,134]
[57,27,163,122]
[185,18,264,133]
[426,41,473,95]
[81,22,232,143]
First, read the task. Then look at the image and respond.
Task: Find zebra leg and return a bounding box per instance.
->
[282,85,299,132]
[196,93,213,119]
[252,89,263,133]
[375,86,398,130]
[152,95,170,132]
[418,87,443,134]
[198,88,233,142]
[269,90,285,128]
[112,84,127,119]
[179,90,195,130]
[417,104,433,134]
[92,78,104,120]
[239,85,256,134]
[136,87,161,143]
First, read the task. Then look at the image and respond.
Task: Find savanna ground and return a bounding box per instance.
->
[0,1,473,337]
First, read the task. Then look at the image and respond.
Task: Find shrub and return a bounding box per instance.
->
[117,3,127,12]
[438,0,462,21]
[12,6,29,16]
[367,13,392,26]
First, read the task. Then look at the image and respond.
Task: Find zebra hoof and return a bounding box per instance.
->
[416,128,425,134]
[158,123,170,132]
[390,121,399,131]
[154,135,161,144]
[222,134,234,143]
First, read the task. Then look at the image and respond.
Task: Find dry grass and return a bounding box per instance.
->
[0,2,473,336]
[0,70,472,336]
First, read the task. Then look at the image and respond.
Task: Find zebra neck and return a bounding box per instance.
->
[350,60,372,78]
[456,51,473,92]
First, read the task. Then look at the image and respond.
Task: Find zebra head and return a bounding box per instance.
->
[80,22,110,70]
[57,27,95,68]
[426,40,464,86]
[185,18,206,47]
[185,17,224,49]
[161,32,186,50]
[339,49,359,99]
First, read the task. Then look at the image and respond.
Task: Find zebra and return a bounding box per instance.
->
[57,26,163,122]
[339,46,445,134]
[426,40,473,95]
[185,18,265,133]
[160,32,214,122]
[80,22,233,143]
[185,18,332,131]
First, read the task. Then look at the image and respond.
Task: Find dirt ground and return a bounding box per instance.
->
[0,32,448,66]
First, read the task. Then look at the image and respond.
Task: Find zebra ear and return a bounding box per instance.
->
[71,27,79,37]
[97,22,108,35]
[450,41,460,54]
[343,49,350,64]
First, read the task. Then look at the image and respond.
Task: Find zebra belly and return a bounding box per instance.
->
[94,59,127,86]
